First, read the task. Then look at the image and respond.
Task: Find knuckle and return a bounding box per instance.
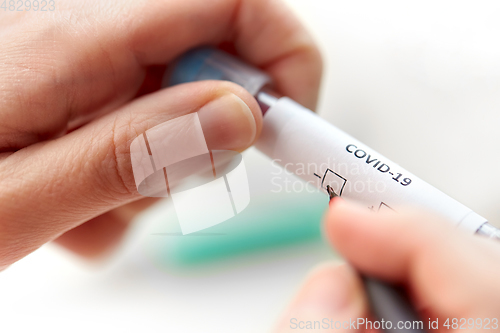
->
[111,119,139,196]
[95,119,138,199]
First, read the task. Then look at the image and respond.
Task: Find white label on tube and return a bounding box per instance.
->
[255,97,486,232]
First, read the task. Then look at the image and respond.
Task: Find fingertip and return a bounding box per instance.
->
[221,82,264,146]
[194,83,262,152]
[265,44,323,111]
[323,200,416,281]
[299,263,366,315]
[324,199,374,250]
[274,263,367,332]
[296,44,323,111]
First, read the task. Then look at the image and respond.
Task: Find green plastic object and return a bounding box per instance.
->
[149,192,327,265]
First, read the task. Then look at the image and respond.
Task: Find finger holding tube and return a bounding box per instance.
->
[273,263,368,333]
[324,199,500,319]
[0,80,261,267]
[0,0,321,150]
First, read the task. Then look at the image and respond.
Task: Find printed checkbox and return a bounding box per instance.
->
[322,169,347,196]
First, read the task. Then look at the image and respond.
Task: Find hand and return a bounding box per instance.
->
[0,0,322,268]
[273,200,500,332]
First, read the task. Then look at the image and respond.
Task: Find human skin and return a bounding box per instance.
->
[0,0,322,266]
[2,1,499,331]
[273,199,500,332]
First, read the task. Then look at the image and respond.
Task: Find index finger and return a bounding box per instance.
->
[0,0,322,150]
[325,199,500,318]
[128,0,323,108]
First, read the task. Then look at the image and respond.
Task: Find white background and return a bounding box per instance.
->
[2,1,500,332]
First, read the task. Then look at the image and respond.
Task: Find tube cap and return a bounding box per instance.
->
[164,47,272,96]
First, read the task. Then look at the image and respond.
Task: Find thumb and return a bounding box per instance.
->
[273,263,368,333]
[324,199,500,319]
[0,81,262,267]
